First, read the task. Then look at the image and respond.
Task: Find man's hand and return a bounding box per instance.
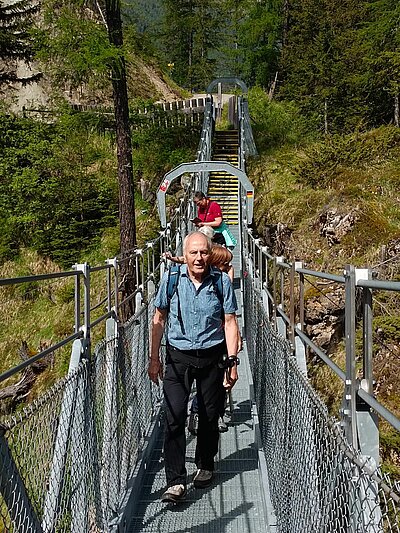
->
[223,365,238,390]
[148,357,163,385]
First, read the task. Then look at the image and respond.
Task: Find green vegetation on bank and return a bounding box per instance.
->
[0,110,199,267]
[0,109,200,402]
[247,89,400,476]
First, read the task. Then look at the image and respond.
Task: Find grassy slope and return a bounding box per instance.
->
[247,120,400,475]
[0,207,157,404]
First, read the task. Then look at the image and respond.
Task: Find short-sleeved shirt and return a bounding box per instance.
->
[198,200,222,223]
[154,265,237,351]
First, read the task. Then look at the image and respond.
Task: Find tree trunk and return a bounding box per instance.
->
[105,0,136,321]
[324,99,328,135]
[268,72,278,100]
[394,93,399,127]
[282,0,290,52]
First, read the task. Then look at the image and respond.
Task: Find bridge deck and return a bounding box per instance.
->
[128,229,272,532]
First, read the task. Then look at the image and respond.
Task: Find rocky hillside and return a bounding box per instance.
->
[3,49,183,114]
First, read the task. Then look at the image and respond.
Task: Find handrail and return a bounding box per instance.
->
[0,331,83,384]
[356,278,400,291]
[295,266,345,283]
[244,229,400,444]
[0,269,78,286]
[295,327,346,381]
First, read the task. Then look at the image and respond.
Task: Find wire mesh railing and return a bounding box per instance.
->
[0,295,162,532]
[243,240,400,532]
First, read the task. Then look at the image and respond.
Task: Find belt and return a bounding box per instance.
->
[167,341,225,358]
[167,341,226,369]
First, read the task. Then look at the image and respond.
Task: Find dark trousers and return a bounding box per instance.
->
[163,347,225,487]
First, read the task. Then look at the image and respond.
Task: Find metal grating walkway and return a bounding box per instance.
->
[128,368,266,532]
[128,230,272,532]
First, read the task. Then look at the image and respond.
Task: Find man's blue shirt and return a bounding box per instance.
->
[154,264,237,350]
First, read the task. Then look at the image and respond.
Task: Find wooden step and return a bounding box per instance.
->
[208,131,239,226]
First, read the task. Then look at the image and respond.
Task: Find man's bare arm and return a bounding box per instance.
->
[224,313,239,389]
[148,308,167,385]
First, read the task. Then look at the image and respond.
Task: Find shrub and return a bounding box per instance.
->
[248,86,312,150]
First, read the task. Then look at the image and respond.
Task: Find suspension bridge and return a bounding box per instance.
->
[0,78,399,532]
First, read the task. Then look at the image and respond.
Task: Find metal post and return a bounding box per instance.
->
[135,251,144,314]
[42,339,83,532]
[354,269,381,531]
[70,370,88,533]
[289,262,295,346]
[343,265,358,448]
[76,263,91,358]
[106,257,118,313]
[107,265,112,314]
[261,247,270,317]
[258,243,263,290]
[272,257,277,328]
[298,265,305,332]
[74,269,80,334]
[361,269,373,394]
[101,317,119,521]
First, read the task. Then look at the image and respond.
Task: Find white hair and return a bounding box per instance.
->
[183,231,212,254]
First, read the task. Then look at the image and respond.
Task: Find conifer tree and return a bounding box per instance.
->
[161,0,221,90]
[236,0,282,88]
[0,0,40,85]
[360,0,400,126]
[36,0,137,318]
[279,0,368,132]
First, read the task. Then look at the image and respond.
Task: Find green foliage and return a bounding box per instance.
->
[33,1,120,92]
[55,282,75,304]
[373,316,400,344]
[0,0,38,84]
[294,127,400,188]
[131,121,200,184]
[161,0,221,90]
[248,86,310,149]
[274,0,400,131]
[279,0,371,132]
[0,112,118,266]
[359,0,400,125]
[234,0,281,87]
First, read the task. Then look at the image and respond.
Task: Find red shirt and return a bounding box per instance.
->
[198,200,222,223]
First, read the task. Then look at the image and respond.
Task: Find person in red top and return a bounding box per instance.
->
[193,191,226,246]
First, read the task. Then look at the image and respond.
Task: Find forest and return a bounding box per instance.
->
[1,0,399,264]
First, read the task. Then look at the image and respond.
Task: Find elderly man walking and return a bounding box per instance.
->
[148,231,239,503]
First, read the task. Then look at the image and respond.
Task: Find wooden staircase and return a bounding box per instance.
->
[207,130,239,226]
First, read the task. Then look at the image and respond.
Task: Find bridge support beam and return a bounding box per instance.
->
[42,339,84,532]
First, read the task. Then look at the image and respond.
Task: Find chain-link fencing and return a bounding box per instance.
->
[244,271,400,533]
[0,295,162,532]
